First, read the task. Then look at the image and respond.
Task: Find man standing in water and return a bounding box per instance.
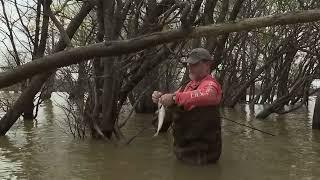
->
[152,48,222,165]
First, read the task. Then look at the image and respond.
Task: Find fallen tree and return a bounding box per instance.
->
[0,9,320,89]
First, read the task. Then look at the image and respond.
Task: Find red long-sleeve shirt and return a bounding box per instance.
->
[175,75,222,111]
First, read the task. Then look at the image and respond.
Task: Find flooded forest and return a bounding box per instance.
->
[1,0,320,179]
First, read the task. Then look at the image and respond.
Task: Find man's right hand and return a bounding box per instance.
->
[152,91,163,104]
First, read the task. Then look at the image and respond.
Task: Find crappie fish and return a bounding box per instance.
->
[154,102,165,136]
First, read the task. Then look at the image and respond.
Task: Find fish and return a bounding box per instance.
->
[154,102,165,136]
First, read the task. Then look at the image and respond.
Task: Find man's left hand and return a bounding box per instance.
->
[159,93,175,107]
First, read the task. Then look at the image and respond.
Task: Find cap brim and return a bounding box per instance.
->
[183,57,201,64]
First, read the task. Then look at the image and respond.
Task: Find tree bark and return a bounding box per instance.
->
[312,92,320,129]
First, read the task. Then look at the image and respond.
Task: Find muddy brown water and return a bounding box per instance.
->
[1,93,320,180]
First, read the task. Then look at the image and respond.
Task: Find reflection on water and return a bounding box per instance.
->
[1,93,320,180]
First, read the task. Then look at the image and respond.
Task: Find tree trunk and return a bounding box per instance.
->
[22,100,34,120]
[69,62,86,101]
[22,0,51,121]
[41,74,55,100]
[312,92,320,129]
[96,0,119,139]
[91,0,105,139]
[276,47,296,109]
[101,57,117,138]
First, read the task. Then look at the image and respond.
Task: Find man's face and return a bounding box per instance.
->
[188,60,211,81]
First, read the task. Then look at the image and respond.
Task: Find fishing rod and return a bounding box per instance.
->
[126,102,276,144]
[220,116,276,136]
[126,115,276,145]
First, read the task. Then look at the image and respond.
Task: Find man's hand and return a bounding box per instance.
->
[152,91,163,104]
[159,93,175,107]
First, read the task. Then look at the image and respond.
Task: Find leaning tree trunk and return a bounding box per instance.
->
[312,92,320,129]
[0,1,94,135]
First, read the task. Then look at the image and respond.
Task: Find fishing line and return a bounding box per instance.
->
[220,116,276,136]
[125,116,157,145]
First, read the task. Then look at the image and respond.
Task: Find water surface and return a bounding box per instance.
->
[0,93,320,180]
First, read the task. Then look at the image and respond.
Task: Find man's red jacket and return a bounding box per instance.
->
[175,75,222,111]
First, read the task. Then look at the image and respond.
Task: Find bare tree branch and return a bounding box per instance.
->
[0,0,22,66]
[47,7,73,47]
[1,9,320,88]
